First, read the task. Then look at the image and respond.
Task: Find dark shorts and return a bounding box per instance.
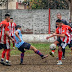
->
[56,37,68,48]
[11,36,14,38]
[57,37,62,46]
[18,42,31,53]
[57,37,72,48]
[68,40,72,48]
[0,43,7,49]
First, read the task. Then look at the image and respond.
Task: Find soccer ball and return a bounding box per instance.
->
[50,44,56,50]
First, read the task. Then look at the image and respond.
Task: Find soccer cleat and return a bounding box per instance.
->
[5,62,11,66]
[20,62,23,65]
[62,56,65,60]
[57,61,62,65]
[0,60,6,65]
[56,57,58,59]
[41,55,48,59]
[49,52,54,57]
[13,47,15,49]
[57,60,59,63]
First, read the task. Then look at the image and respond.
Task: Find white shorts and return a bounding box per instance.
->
[61,42,67,49]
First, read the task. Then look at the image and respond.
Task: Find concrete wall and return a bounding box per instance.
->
[22,34,57,43]
[1,9,70,34]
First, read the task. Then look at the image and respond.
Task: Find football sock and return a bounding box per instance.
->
[13,41,15,47]
[21,53,24,63]
[58,50,62,60]
[6,49,10,61]
[35,50,44,57]
[71,48,72,51]
[52,50,55,54]
[2,49,7,59]
[62,48,65,57]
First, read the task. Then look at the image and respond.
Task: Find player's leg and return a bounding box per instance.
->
[13,41,15,48]
[49,37,60,57]
[23,42,48,59]
[29,45,48,59]
[70,40,72,54]
[0,44,6,65]
[49,40,59,57]
[62,48,65,59]
[11,36,15,49]
[20,52,24,64]
[5,41,11,66]
[18,45,25,64]
[57,46,62,65]
[61,42,67,59]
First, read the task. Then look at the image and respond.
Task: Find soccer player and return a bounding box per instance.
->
[47,13,69,59]
[68,19,72,54]
[46,19,71,65]
[47,13,70,59]
[56,13,68,59]
[0,14,14,66]
[9,18,16,49]
[14,25,48,64]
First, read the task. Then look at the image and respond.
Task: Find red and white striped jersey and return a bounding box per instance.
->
[9,22,16,36]
[56,25,71,44]
[0,20,9,44]
[71,28,72,40]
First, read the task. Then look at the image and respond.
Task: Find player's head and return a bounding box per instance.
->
[57,13,61,19]
[10,18,13,23]
[5,14,10,22]
[56,19,62,27]
[15,25,21,30]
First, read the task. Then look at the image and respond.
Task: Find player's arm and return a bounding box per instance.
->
[15,31,21,42]
[46,29,58,40]
[5,31,14,41]
[46,33,56,40]
[53,33,65,37]
[5,24,14,41]
[53,28,66,37]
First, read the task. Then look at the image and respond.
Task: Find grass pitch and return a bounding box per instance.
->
[0,43,71,56]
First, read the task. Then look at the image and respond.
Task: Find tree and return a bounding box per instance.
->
[41,0,48,9]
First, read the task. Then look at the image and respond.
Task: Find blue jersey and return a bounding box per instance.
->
[14,29,24,48]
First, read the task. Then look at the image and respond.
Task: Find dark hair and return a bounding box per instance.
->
[56,19,62,23]
[5,14,10,19]
[10,18,13,19]
[57,12,61,15]
[69,19,71,20]
[15,25,21,30]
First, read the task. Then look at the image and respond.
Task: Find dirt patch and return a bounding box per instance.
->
[0,55,72,72]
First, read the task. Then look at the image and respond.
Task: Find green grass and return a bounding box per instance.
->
[10,43,51,55]
[0,43,71,56]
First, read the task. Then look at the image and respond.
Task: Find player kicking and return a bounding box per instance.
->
[0,14,14,66]
[46,21,71,59]
[68,19,72,54]
[9,18,16,49]
[14,25,48,64]
[46,19,71,65]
